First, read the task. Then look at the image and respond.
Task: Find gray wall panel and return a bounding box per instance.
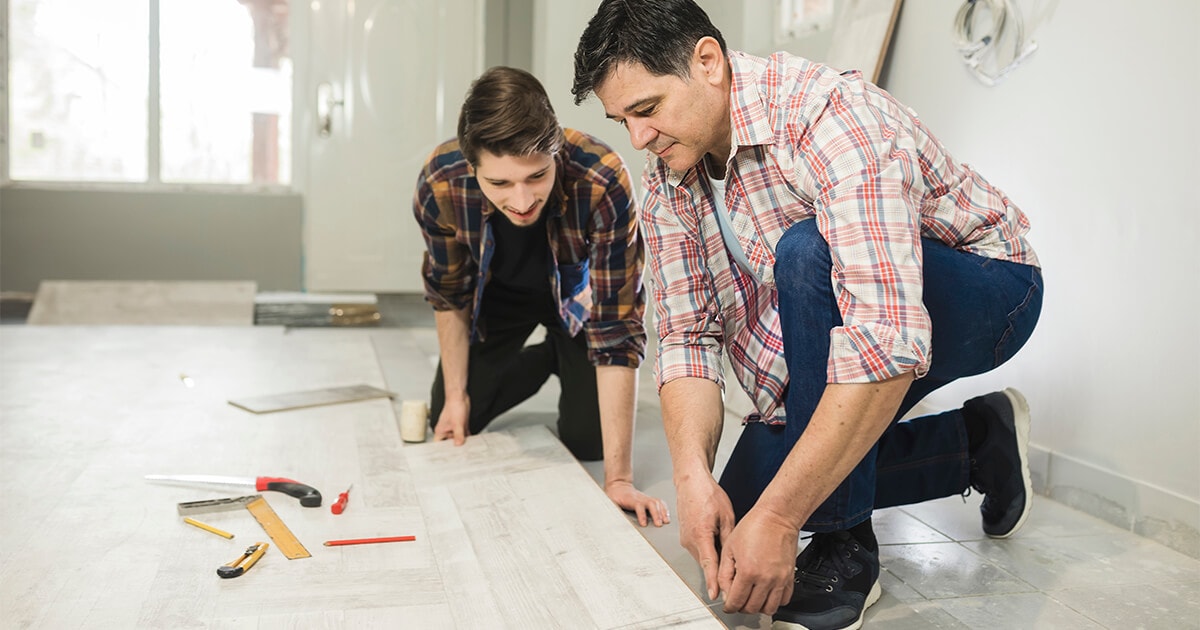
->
[0,188,303,292]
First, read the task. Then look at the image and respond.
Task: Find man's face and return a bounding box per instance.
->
[472,151,557,227]
[594,58,727,172]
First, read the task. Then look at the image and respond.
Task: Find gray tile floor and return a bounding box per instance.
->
[363,320,1200,630]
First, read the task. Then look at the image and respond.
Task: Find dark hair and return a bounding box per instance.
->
[572,0,727,105]
[457,66,565,166]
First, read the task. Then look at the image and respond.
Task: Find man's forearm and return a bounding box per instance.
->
[753,373,914,530]
[596,364,638,485]
[433,308,472,401]
[660,377,726,484]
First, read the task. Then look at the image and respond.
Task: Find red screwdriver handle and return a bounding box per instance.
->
[331,485,352,515]
[255,477,322,507]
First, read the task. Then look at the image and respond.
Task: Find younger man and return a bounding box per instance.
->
[413,66,668,527]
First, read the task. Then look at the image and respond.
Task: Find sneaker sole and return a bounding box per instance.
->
[989,387,1033,539]
[771,578,882,630]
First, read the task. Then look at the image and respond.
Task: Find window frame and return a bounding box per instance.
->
[0,0,296,193]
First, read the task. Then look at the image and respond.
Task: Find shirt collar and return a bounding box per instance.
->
[665,51,774,188]
[548,149,569,218]
[728,52,775,148]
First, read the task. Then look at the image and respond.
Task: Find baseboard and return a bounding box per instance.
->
[728,393,1200,559]
[1028,444,1199,559]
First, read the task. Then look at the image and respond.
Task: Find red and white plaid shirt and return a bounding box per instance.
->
[642,51,1039,423]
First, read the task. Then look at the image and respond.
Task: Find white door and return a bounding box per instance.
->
[301,0,484,292]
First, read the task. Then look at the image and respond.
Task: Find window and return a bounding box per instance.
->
[7,0,292,186]
[9,0,148,182]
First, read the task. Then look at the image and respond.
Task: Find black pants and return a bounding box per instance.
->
[429,320,603,461]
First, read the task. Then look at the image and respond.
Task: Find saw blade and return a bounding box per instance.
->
[177,495,260,515]
[148,474,256,486]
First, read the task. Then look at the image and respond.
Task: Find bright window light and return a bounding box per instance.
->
[7,0,292,186]
[9,0,148,182]
[160,0,292,185]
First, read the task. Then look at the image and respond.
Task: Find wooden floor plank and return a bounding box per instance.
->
[516,465,715,628]
[0,327,720,629]
[27,280,256,325]
[404,427,721,629]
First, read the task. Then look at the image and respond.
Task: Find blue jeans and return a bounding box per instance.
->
[719,220,1044,531]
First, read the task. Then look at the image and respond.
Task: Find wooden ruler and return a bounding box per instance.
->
[175,494,311,560]
[246,496,311,559]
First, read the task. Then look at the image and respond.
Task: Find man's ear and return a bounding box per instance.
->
[692,36,725,86]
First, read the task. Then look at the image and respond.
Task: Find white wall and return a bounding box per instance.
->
[532,1,644,184]
[531,0,1200,557]
[877,0,1199,555]
[0,188,303,292]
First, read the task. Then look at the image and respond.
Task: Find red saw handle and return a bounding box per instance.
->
[255,477,322,507]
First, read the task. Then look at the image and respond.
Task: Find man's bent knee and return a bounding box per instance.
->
[562,436,604,462]
[774,220,833,292]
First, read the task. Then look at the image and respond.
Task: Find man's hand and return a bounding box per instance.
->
[605,479,670,527]
[432,396,469,445]
[717,507,798,615]
[675,473,736,601]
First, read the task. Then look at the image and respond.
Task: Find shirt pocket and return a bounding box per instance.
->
[557,258,590,298]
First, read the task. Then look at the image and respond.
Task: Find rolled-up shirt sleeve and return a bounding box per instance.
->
[641,174,727,391]
[413,160,474,312]
[794,83,931,383]
[584,153,646,368]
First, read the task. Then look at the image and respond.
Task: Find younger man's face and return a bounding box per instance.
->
[472,151,557,227]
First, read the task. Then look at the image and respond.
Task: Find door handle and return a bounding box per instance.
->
[316,82,344,137]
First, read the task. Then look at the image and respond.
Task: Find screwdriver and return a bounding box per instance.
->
[331,484,353,515]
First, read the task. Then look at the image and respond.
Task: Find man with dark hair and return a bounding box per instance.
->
[414,66,669,527]
[573,1,1043,628]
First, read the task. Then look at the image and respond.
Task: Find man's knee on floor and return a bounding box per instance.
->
[561,434,604,462]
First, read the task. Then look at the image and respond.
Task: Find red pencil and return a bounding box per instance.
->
[323,535,416,547]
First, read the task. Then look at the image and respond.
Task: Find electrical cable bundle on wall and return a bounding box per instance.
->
[953,0,1039,86]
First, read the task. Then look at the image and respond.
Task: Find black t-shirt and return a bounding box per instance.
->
[480,210,558,328]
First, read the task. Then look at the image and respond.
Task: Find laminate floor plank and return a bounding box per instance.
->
[27,281,256,326]
[418,486,511,630]
[516,464,715,628]
[404,427,720,629]
[0,327,718,629]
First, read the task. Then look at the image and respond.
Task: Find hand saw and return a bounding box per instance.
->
[146,474,322,507]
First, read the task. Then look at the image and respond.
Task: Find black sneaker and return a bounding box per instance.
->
[966,388,1033,538]
[772,530,881,630]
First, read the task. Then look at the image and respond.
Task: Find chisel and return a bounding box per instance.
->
[145,474,323,507]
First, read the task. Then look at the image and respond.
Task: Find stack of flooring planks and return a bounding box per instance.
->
[254,291,382,327]
[26,280,257,326]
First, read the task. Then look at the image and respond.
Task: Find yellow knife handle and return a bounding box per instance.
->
[217,542,270,578]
